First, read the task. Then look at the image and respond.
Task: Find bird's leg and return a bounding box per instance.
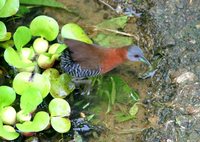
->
[72,78,92,95]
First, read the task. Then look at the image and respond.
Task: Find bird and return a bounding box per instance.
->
[60,38,150,78]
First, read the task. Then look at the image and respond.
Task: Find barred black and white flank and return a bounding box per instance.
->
[60,49,100,78]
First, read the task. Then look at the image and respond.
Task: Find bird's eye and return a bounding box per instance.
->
[134,55,139,58]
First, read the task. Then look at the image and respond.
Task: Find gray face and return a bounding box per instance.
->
[127,45,144,62]
[127,45,151,65]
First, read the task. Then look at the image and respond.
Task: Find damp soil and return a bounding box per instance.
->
[2,0,199,142]
[141,0,200,142]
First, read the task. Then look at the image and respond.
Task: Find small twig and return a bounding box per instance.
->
[98,0,116,11]
[92,26,140,41]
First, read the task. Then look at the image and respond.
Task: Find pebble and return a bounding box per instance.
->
[174,71,198,85]
[161,33,176,47]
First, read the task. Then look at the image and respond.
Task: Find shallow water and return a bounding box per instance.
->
[44,0,200,141]
[44,0,154,141]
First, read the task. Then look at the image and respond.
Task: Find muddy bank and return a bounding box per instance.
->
[142,0,200,141]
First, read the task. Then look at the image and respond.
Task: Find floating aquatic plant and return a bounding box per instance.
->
[49,98,71,133]
[16,111,50,133]
[0,120,19,141]
[43,68,75,98]
[61,23,93,44]
[30,15,59,41]
[0,0,19,18]
[13,72,51,98]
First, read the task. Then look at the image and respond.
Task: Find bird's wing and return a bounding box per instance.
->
[63,39,104,70]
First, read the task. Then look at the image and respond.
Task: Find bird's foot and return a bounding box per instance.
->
[138,69,157,79]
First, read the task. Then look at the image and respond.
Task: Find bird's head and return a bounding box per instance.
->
[127,45,151,66]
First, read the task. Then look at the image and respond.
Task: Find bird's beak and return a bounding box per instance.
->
[139,56,151,66]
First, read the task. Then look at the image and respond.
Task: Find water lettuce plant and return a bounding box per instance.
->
[3,15,67,71]
[0,0,19,18]
[30,15,59,41]
[0,15,89,140]
[0,84,72,139]
[49,98,71,133]
[0,86,16,109]
[13,26,32,51]
[51,117,71,133]
[13,72,50,98]
[0,0,107,140]
[43,68,75,98]
[49,98,71,117]
[61,23,93,44]
[16,111,50,133]
[0,87,16,125]
[0,120,19,141]
[0,86,18,140]
[0,0,19,43]
[0,21,11,42]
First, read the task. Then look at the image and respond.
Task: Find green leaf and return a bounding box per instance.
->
[97,16,128,30]
[129,103,139,116]
[93,16,132,48]
[93,33,133,48]
[20,0,66,10]
[55,44,67,54]
[0,40,14,49]
[51,117,71,133]
[110,77,116,105]
[0,86,16,109]
[48,44,67,60]
[30,15,59,41]
[13,72,51,98]
[0,21,7,40]
[0,0,19,18]
[20,88,43,114]
[0,32,11,42]
[0,21,11,42]
[115,112,135,122]
[13,26,32,51]
[105,77,116,113]
[61,23,93,44]
[0,0,6,10]
[105,91,112,113]
[42,68,59,78]
[0,121,19,141]
[129,90,140,102]
[4,47,35,68]
[49,98,71,117]
[16,111,50,132]
[43,68,75,98]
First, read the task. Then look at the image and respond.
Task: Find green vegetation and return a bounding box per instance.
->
[0,1,140,140]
